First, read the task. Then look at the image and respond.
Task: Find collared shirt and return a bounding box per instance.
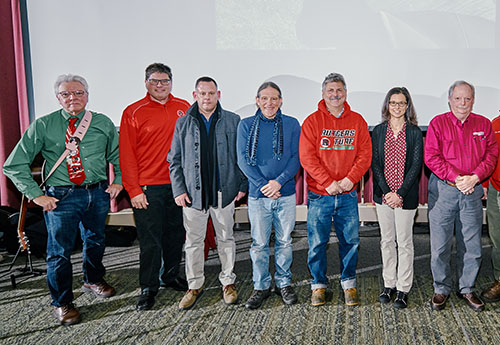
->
[425,111,498,183]
[199,111,214,135]
[3,109,121,200]
[332,107,344,118]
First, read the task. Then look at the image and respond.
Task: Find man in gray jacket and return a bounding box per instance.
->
[168,76,247,310]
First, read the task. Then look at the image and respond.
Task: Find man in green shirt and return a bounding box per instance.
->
[3,74,122,326]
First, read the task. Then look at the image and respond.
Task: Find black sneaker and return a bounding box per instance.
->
[276,286,298,305]
[245,289,271,309]
[378,287,396,304]
[393,291,408,309]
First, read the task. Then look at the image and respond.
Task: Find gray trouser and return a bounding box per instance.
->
[487,182,500,280]
[428,174,483,295]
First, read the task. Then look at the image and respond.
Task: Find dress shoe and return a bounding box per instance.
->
[344,288,359,306]
[245,289,271,309]
[53,303,81,326]
[457,292,485,312]
[160,277,188,291]
[179,289,203,310]
[276,286,298,305]
[481,280,500,303]
[431,293,448,311]
[222,284,238,305]
[82,280,116,298]
[136,291,156,311]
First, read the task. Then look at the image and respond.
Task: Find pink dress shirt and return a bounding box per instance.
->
[425,112,498,183]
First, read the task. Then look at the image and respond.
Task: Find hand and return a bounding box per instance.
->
[482,186,488,200]
[384,192,402,208]
[33,195,59,211]
[269,191,282,200]
[233,191,246,202]
[455,175,479,195]
[260,180,281,198]
[338,177,354,192]
[174,192,191,207]
[105,184,123,200]
[325,180,342,195]
[131,193,149,209]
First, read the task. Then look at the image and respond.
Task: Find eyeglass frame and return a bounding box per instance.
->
[147,78,172,86]
[388,101,408,107]
[58,90,87,99]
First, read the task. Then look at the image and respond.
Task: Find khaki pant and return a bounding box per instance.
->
[183,191,236,289]
[376,203,416,292]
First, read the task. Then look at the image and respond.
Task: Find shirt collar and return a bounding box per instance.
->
[334,107,345,118]
[147,92,172,105]
[446,111,471,126]
[61,109,85,121]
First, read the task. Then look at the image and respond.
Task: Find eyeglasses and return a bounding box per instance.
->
[148,78,171,86]
[389,101,407,107]
[58,90,86,98]
[259,96,281,102]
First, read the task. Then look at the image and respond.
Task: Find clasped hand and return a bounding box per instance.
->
[455,175,479,195]
[325,177,354,196]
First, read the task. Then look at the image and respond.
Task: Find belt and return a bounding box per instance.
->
[445,180,456,187]
[52,181,105,190]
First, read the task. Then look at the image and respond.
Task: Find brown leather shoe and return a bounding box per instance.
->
[481,280,500,303]
[53,303,81,326]
[82,280,116,298]
[311,288,326,306]
[344,288,359,306]
[457,292,485,312]
[431,293,448,311]
[222,284,238,305]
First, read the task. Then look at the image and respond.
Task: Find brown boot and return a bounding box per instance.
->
[344,288,359,306]
[481,280,500,303]
[53,303,81,326]
[311,288,326,306]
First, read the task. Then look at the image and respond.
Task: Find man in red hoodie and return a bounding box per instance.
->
[299,73,372,307]
[482,114,500,303]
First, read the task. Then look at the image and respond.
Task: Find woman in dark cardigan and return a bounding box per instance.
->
[372,87,423,309]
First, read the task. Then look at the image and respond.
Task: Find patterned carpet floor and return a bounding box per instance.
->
[1,225,499,345]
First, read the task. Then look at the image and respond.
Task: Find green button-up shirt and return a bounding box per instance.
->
[3,109,121,200]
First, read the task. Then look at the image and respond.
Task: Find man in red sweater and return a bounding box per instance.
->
[299,73,372,307]
[119,63,189,310]
[482,114,500,302]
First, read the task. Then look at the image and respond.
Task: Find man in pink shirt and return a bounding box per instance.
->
[425,81,498,312]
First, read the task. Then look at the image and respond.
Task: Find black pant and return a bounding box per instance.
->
[133,184,185,293]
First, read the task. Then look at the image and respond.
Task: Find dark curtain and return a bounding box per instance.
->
[0,0,30,209]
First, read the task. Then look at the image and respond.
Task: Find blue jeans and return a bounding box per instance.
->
[307,190,359,290]
[248,194,296,290]
[44,183,110,307]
